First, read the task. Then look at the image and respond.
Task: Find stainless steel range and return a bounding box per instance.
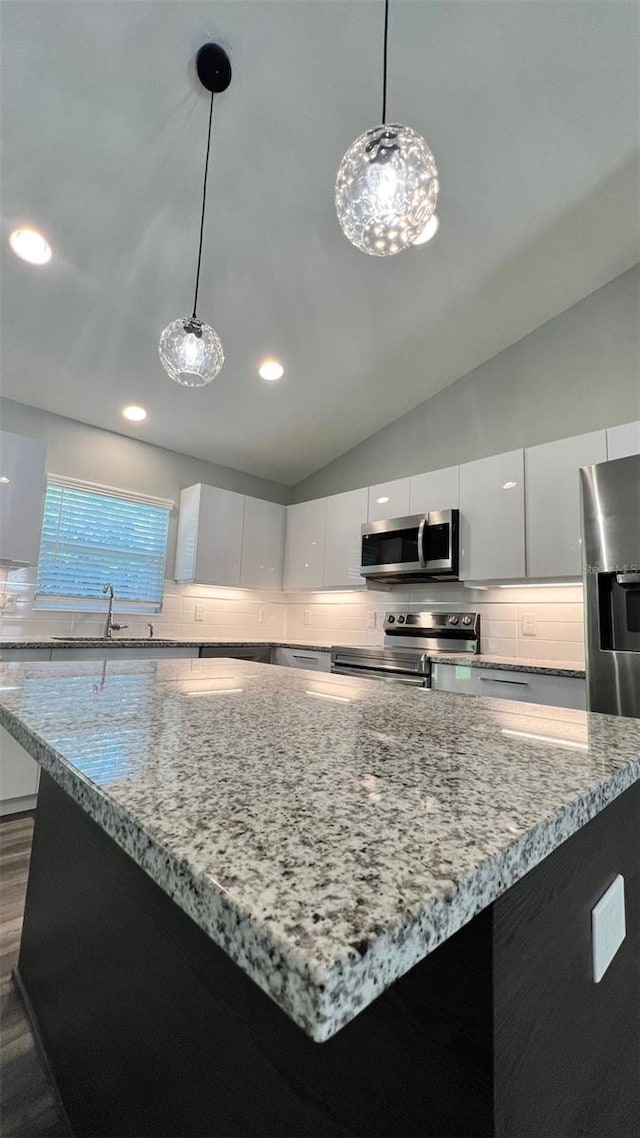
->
[331,610,480,687]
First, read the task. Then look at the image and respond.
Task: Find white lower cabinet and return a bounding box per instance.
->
[49,647,199,661]
[0,725,40,815]
[606,420,640,461]
[525,430,607,578]
[0,649,52,662]
[431,662,586,709]
[459,450,525,581]
[272,647,331,672]
[283,499,327,590]
[323,488,368,588]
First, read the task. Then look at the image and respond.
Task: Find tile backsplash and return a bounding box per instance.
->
[0,569,584,664]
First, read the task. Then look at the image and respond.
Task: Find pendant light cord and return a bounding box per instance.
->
[191,90,215,321]
[381,0,389,123]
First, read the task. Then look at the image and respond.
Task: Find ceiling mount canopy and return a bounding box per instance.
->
[158,43,231,388]
[335,0,440,256]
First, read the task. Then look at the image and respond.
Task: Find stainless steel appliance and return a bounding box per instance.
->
[580,453,640,718]
[331,609,479,687]
[200,645,272,664]
[360,510,459,583]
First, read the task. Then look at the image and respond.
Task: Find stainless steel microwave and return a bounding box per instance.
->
[360,510,459,582]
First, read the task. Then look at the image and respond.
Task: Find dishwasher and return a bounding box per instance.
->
[199,645,272,664]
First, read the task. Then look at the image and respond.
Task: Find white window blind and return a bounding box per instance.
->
[35,476,172,612]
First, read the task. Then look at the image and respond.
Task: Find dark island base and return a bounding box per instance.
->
[16,772,640,1138]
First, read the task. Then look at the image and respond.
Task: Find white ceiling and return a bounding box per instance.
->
[2,0,639,485]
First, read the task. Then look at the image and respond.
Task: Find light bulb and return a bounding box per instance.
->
[413,213,440,246]
[159,318,224,387]
[335,124,438,256]
[8,226,52,265]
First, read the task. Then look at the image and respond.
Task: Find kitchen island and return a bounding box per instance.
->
[1,656,638,1137]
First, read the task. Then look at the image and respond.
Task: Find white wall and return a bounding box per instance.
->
[0,397,291,577]
[293,266,640,501]
[284,584,585,665]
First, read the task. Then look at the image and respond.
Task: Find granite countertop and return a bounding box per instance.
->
[0,656,637,1042]
[0,637,334,652]
[433,652,585,678]
[0,637,583,677]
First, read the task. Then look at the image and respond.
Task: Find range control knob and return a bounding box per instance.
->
[462,616,473,627]
[387,614,395,623]
[448,615,459,625]
[397,615,405,623]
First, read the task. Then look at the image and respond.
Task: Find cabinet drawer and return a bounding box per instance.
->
[273,647,331,672]
[0,648,52,661]
[432,662,586,709]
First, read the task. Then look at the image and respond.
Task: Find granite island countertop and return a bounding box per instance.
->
[0,655,637,1041]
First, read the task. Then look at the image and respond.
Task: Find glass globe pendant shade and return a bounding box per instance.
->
[335,124,438,256]
[158,317,224,387]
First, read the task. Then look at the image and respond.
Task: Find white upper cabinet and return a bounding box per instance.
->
[525,430,606,578]
[323,487,368,588]
[367,478,411,522]
[0,430,46,566]
[606,420,640,461]
[459,450,525,581]
[409,465,459,514]
[175,484,245,586]
[240,497,285,589]
[283,498,327,590]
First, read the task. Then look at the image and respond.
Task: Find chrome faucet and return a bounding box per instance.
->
[102,584,128,639]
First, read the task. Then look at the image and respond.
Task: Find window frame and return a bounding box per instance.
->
[34,475,173,614]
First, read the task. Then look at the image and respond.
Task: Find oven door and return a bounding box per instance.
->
[331,647,431,686]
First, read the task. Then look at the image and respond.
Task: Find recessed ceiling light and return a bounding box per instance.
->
[376,495,390,504]
[502,481,517,490]
[258,359,284,382]
[8,226,52,265]
[413,214,440,246]
[122,405,147,422]
[0,476,10,484]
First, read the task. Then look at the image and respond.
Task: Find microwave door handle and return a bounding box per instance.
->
[418,515,428,568]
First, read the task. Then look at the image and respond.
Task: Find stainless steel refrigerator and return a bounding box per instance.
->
[580,453,640,718]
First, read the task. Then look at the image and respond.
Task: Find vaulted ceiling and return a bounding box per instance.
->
[2,0,639,483]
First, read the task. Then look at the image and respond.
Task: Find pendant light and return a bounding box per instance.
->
[335,0,439,256]
[159,44,231,387]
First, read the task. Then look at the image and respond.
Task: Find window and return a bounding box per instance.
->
[35,476,172,612]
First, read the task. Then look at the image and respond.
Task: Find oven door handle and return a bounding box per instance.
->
[418,515,428,568]
[331,665,428,687]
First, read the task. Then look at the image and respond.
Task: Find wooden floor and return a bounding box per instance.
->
[0,813,67,1137]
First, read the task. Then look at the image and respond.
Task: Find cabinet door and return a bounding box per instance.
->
[0,724,40,813]
[50,647,199,660]
[409,465,459,514]
[606,421,640,461]
[194,485,245,587]
[272,647,331,672]
[459,450,525,581]
[525,431,606,578]
[0,431,46,566]
[240,497,285,588]
[367,478,410,522]
[323,488,368,588]
[283,499,326,590]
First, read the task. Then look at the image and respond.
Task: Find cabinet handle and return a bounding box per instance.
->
[293,654,317,661]
[479,676,528,686]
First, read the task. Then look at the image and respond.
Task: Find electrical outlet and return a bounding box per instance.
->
[0,592,17,612]
[194,604,204,622]
[258,607,266,624]
[367,610,377,629]
[592,875,626,982]
[303,609,312,626]
[521,612,536,637]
